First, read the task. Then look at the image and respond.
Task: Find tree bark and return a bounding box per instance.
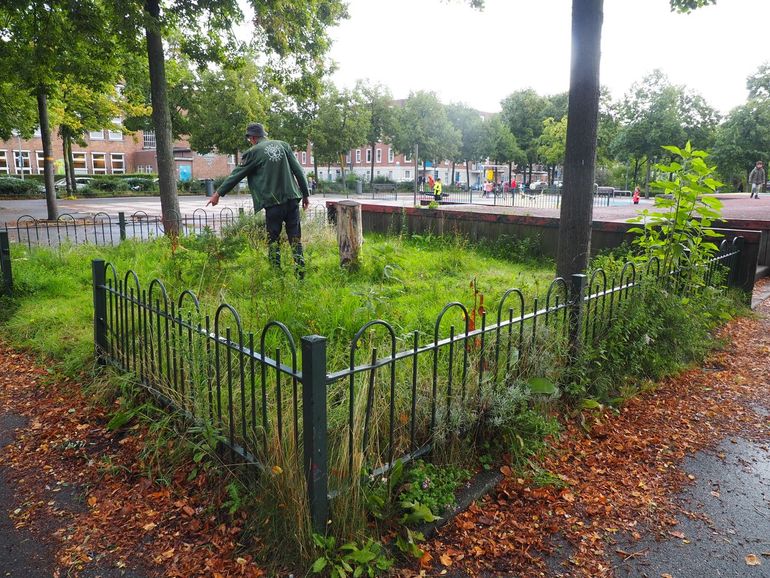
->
[336,200,363,270]
[556,0,603,280]
[370,142,375,183]
[144,0,180,236]
[36,87,57,220]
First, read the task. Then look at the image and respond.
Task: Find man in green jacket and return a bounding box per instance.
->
[207,122,310,276]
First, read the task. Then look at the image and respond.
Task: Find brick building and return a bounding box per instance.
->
[0,127,234,180]
[2,125,518,188]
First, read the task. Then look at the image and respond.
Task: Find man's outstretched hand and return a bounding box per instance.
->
[206,191,220,207]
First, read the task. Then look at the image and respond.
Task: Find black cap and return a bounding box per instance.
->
[245,123,266,138]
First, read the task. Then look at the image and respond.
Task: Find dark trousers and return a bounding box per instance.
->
[264,198,304,275]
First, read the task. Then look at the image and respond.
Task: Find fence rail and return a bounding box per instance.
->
[91,235,742,532]
[318,186,624,209]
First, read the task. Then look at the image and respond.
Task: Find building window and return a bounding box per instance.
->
[310,155,314,165]
[355,149,361,163]
[110,153,125,174]
[136,164,153,174]
[89,130,104,140]
[72,151,87,174]
[0,151,9,174]
[388,148,394,163]
[366,149,372,163]
[35,151,44,174]
[404,170,411,179]
[227,154,235,165]
[302,151,307,164]
[404,153,411,163]
[13,150,31,174]
[376,149,382,163]
[108,117,123,140]
[91,152,107,174]
[143,131,156,149]
[345,152,351,164]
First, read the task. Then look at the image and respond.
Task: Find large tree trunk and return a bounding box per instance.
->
[465,162,470,190]
[144,0,180,236]
[37,87,57,220]
[66,132,76,197]
[556,0,603,280]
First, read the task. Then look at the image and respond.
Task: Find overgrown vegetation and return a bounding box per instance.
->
[0,167,749,575]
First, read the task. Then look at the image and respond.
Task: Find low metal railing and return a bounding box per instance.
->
[91,236,742,532]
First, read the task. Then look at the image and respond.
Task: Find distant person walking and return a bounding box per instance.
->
[748,160,765,199]
[206,122,310,277]
[632,186,640,205]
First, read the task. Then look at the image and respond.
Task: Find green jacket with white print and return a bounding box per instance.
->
[217,139,309,211]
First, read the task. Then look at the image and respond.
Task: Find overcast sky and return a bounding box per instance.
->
[325,0,769,115]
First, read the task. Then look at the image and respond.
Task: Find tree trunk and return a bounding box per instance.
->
[451,161,456,186]
[61,130,72,197]
[556,0,603,280]
[370,142,375,183]
[336,200,363,270]
[66,132,77,197]
[465,162,470,190]
[36,87,57,220]
[144,0,180,236]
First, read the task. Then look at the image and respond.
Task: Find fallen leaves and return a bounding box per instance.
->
[414,293,770,577]
[746,553,762,566]
[0,340,269,577]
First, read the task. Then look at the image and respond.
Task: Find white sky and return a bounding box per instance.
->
[326,0,769,115]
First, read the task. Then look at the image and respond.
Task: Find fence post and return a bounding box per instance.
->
[568,273,587,356]
[0,231,12,297]
[301,335,329,534]
[118,212,126,241]
[92,259,108,365]
[238,207,245,218]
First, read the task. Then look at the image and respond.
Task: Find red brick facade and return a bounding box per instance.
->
[0,129,234,180]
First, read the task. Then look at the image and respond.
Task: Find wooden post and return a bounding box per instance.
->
[336,200,363,270]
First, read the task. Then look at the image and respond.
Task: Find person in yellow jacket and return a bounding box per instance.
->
[433,177,443,202]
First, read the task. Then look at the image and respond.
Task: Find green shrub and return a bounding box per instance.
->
[90,176,131,192]
[0,176,42,197]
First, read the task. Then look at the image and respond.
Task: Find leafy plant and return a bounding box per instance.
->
[398,461,471,520]
[311,534,393,578]
[628,142,724,287]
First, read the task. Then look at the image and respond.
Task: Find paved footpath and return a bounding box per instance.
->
[2,193,770,226]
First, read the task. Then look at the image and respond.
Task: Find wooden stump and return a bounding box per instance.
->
[336,200,363,269]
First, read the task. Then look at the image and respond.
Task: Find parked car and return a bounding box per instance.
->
[54,177,92,191]
[529,181,548,192]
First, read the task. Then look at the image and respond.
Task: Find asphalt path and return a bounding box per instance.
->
[2,192,770,227]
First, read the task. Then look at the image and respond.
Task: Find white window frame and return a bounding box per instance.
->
[89,130,105,140]
[13,150,31,175]
[310,154,315,165]
[345,152,351,164]
[388,148,394,163]
[227,154,236,166]
[33,127,42,138]
[0,150,9,174]
[404,153,411,163]
[91,152,107,174]
[110,153,125,174]
[302,151,307,164]
[108,117,123,141]
[355,149,361,163]
[72,151,88,175]
[366,149,372,163]
[404,170,411,179]
[376,149,382,163]
[35,151,44,174]
[143,131,156,149]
